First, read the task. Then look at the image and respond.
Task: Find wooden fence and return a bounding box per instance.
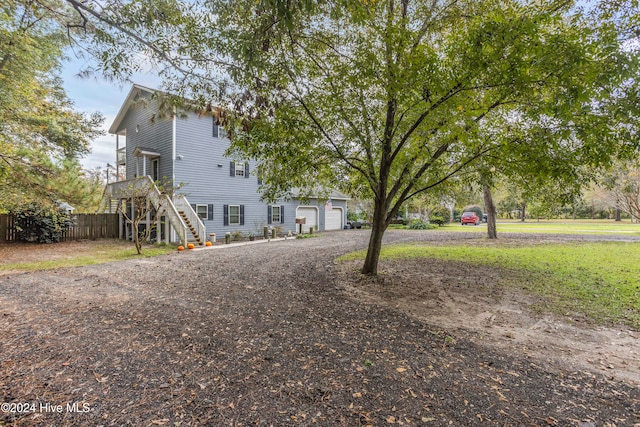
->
[0,213,119,243]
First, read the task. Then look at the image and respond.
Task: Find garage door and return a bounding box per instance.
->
[325,208,343,231]
[296,207,317,233]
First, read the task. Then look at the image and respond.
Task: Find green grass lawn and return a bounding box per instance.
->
[341,241,640,329]
[439,219,640,235]
[0,242,177,272]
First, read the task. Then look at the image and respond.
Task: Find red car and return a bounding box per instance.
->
[460,211,480,225]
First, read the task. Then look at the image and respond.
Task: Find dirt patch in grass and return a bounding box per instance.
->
[0,231,639,426]
[339,257,640,386]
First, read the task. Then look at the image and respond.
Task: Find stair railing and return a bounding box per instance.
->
[174,195,206,245]
[104,176,189,246]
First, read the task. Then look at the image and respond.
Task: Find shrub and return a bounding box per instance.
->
[409,220,431,229]
[429,206,451,225]
[13,203,73,243]
[347,211,360,222]
[429,216,446,226]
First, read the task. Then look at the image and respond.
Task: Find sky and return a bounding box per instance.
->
[60,55,160,171]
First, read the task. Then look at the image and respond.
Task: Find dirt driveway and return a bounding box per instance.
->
[1,230,639,426]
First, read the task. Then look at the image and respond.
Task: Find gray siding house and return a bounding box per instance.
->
[105,84,348,245]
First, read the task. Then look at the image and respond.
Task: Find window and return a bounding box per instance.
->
[192,204,213,221]
[224,205,244,226]
[213,117,228,138]
[271,205,281,223]
[268,205,284,224]
[235,162,245,177]
[196,205,208,220]
[229,205,241,225]
[230,161,250,178]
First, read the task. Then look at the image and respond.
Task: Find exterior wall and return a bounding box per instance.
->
[115,91,174,182]
[173,112,312,237]
[116,88,349,240]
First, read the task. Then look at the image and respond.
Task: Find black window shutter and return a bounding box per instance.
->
[267,205,272,224]
[213,117,219,138]
[240,205,245,225]
[244,163,250,178]
[230,162,235,177]
[280,205,285,223]
[190,204,196,213]
[208,204,214,221]
[223,205,229,226]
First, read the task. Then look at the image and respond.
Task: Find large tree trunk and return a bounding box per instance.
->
[361,196,389,276]
[520,202,526,222]
[483,183,497,239]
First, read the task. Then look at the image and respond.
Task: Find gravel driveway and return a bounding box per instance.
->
[1,230,638,426]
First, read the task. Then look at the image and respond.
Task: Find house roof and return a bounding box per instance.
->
[133,147,161,158]
[108,84,156,134]
[290,188,351,201]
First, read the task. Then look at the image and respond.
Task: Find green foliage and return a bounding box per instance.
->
[13,203,73,243]
[430,206,451,225]
[347,210,360,222]
[67,0,640,274]
[408,220,434,230]
[296,233,319,239]
[0,1,104,212]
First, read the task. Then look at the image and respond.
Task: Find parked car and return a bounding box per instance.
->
[460,211,480,225]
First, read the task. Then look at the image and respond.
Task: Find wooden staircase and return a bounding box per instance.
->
[178,210,204,246]
[102,177,206,247]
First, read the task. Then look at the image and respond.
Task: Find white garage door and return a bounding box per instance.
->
[325,208,343,231]
[296,207,318,233]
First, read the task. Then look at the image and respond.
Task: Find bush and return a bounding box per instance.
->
[13,203,73,243]
[347,211,360,222]
[409,220,431,229]
[429,206,451,225]
[429,216,446,226]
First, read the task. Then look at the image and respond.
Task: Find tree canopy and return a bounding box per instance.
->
[57,0,640,274]
[0,0,104,212]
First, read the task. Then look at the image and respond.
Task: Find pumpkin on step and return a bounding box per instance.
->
[206,241,212,247]
[187,243,195,250]
[177,245,185,251]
